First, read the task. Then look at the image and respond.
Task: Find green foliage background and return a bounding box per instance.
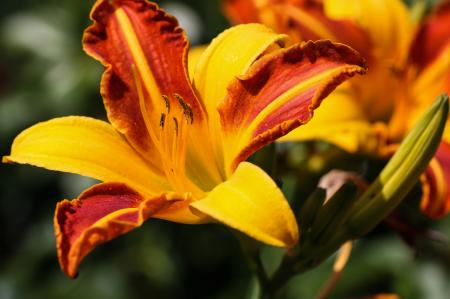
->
[0,1,449,298]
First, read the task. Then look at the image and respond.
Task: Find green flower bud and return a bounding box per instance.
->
[346,93,449,237]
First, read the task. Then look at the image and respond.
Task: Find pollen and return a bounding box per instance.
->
[162,95,170,113]
[173,93,194,124]
[159,113,166,127]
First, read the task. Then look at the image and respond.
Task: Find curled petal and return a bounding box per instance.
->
[219,40,366,173]
[83,0,205,165]
[55,182,174,278]
[421,142,450,219]
[191,162,298,247]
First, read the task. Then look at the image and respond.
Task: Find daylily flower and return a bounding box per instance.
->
[2,0,365,277]
[223,0,450,218]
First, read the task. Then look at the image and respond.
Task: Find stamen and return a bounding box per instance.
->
[162,95,170,113]
[173,117,179,136]
[173,93,194,124]
[159,113,166,128]
[176,113,188,175]
[130,66,199,193]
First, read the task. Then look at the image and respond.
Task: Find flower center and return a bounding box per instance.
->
[132,66,201,194]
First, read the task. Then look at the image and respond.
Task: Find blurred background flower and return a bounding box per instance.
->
[0,1,449,299]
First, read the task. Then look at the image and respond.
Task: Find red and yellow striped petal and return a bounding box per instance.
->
[223,0,373,61]
[409,44,450,138]
[191,162,298,248]
[2,116,168,196]
[219,40,366,173]
[83,0,205,166]
[407,3,450,140]
[420,142,450,219]
[410,1,450,70]
[274,2,373,60]
[55,182,174,278]
[323,0,413,65]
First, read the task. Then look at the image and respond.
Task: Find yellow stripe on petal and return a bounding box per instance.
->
[113,6,164,114]
[191,162,298,248]
[3,116,169,196]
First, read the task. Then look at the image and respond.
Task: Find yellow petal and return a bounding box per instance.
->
[280,89,386,155]
[3,116,169,196]
[323,0,414,64]
[194,24,287,116]
[155,198,210,224]
[191,162,299,247]
[188,45,207,82]
[192,24,287,173]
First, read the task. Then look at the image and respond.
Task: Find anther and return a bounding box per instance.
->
[162,95,170,113]
[173,93,194,124]
[173,117,179,136]
[159,113,166,127]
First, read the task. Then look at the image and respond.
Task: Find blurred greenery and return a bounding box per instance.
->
[0,1,449,299]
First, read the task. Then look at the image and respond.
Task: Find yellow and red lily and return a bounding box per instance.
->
[2,0,365,277]
[224,0,450,218]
